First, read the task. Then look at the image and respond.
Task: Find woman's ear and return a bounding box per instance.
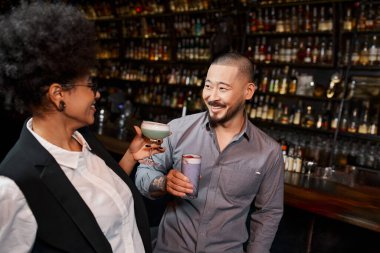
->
[47,83,64,111]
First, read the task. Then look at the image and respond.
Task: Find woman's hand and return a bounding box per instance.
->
[128,125,165,161]
[119,125,165,175]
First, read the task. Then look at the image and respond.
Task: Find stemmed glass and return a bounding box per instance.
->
[139,121,170,166]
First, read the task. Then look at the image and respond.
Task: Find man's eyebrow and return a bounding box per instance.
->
[205,79,232,87]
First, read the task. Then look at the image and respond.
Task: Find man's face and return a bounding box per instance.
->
[202,64,253,126]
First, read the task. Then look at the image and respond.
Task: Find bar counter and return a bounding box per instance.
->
[96,133,380,234]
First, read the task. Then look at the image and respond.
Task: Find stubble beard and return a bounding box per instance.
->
[207,101,245,127]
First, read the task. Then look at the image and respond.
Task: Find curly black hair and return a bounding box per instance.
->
[0,1,97,108]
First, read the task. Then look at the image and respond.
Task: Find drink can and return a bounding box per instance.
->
[181,154,201,199]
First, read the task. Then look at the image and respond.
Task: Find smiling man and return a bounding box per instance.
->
[136,52,284,253]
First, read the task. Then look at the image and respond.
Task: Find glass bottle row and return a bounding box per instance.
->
[246,36,333,65]
[134,85,203,112]
[94,62,205,87]
[248,96,379,135]
[268,129,380,170]
[342,3,380,32]
[247,4,333,34]
[342,36,380,66]
[125,40,171,61]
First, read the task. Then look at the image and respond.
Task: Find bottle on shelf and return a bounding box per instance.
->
[368,110,379,135]
[249,95,258,119]
[358,104,369,134]
[301,106,315,128]
[347,107,359,133]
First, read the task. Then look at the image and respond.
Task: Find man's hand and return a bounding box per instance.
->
[166,170,193,197]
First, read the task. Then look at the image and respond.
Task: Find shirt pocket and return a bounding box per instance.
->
[219,162,262,203]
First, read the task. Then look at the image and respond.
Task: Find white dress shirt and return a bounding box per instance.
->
[0,118,144,253]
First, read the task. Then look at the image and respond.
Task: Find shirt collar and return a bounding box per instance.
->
[202,111,250,141]
[26,118,92,170]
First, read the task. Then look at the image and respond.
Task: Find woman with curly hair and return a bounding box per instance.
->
[0,2,161,252]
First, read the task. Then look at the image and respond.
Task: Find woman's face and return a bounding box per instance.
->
[62,75,100,129]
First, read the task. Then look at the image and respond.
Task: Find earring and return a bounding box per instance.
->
[58,101,65,112]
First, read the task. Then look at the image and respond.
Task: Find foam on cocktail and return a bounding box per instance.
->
[182,154,201,164]
[141,121,170,140]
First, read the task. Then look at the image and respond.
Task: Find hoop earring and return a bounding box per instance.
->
[58,101,65,112]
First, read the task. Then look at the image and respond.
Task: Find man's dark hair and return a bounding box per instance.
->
[0,2,97,108]
[211,52,254,83]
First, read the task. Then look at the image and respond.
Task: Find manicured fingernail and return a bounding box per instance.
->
[158,147,164,150]
[145,144,151,148]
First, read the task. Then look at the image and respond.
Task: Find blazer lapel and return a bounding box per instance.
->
[38,160,112,253]
[17,123,112,253]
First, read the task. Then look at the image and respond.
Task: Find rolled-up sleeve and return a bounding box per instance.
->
[135,136,174,199]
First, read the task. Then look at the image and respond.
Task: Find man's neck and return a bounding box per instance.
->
[213,114,246,152]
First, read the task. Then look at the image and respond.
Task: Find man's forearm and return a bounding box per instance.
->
[148,175,167,198]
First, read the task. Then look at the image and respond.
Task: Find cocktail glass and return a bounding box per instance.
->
[139,121,170,166]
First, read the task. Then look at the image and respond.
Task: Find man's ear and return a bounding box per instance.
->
[245,82,256,100]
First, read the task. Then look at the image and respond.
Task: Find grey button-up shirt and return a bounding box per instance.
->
[135,112,284,253]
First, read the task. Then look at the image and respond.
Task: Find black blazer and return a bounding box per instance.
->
[0,121,151,253]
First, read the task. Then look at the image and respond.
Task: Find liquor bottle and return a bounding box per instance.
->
[249,11,257,33]
[325,6,333,31]
[339,106,349,132]
[301,106,315,128]
[357,4,366,31]
[274,102,283,123]
[316,114,323,129]
[276,9,285,33]
[290,6,298,33]
[287,146,295,172]
[279,66,289,95]
[259,37,267,62]
[292,101,302,126]
[288,69,298,95]
[366,4,375,31]
[303,37,312,63]
[375,5,380,30]
[319,39,327,64]
[359,39,370,66]
[285,37,292,63]
[267,96,275,122]
[325,40,333,64]
[369,35,378,66]
[256,95,264,120]
[343,7,353,31]
[343,39,351,65]
[273,69,281,93]
[291,38,298,63]
[368,110,378,135]
[311,37,319,64]
[280,105,290,125]
[311,6,318,32]
[330,104,340,130]
[265,44,273,64]
[303,4,311,32]
[263,8,271,32]
[351,40,360,66]
[261,95,269,121]
[358,105,369,134]
[347,107,359,133]
[297,40,306,63]
[281,140,288,170]
[321,102,332,130]
[284,8,291,33]
[294,145,303,173]
[318,6,327,32]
